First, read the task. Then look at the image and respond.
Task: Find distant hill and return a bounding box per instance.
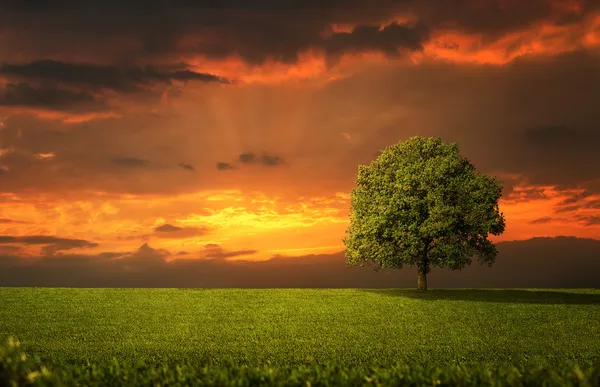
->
[0,236,598,287]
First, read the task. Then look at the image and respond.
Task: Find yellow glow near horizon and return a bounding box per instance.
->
[0,189,351,260]
[1,184,598,260]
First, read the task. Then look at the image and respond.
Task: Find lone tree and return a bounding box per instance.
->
[343,136,506,290]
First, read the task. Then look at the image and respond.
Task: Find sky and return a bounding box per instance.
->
[0,0,599,286]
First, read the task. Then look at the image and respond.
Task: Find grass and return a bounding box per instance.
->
[2,338,599,387]
[2,338,600,387]
[1,288,599,370]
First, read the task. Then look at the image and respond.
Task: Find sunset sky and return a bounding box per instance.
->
[0,0,599,283]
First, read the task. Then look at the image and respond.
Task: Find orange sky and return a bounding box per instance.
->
[1,182,599,261]
[0,0,599,263]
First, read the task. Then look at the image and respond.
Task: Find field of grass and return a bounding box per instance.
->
[1,288,600,370]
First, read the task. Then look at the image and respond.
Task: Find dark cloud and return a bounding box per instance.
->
[202,243,258,260]
[0,0,599,64]
[405,0,595,38]
[0,37,598,201]
[324,21,429,62]
[0,82,106,111]
[168,70,230,84]
[5,0,590,68]
[216,162,235,170]
[469,51,599,192]
[196,16,419,68]
[554,205,580,213]
[236,152,285,167]
[528,217,553,224]
[345,50,600,196]
[0,218,28,224]
[176,5,430,65]
[239,153,256,164]
[585,199,600,209]
[0,235,98,255]
[178,162,194,171]
[1,237,599,287]
[0,235,95,246]
[559,190,594,205]
[552,191,598,214]
[0,1,392,66]
[0,60,229,92]
[153,223,209,238]
[110,157,151,168]
[575,215,600,226]
[116,234,151,242]
[509,124,600,191]
[261,154,285,166]
[522,124,585,147]
[154,224,184,232]
[40,241,98,255]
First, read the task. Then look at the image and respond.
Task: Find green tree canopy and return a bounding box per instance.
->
[343,136,506,290]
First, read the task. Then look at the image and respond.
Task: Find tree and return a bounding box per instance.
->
[343,136,506,291]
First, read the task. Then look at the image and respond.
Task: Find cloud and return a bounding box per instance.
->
[585,199,600,209]
[505,187,548,202]
[559,190,594,205]
[0,235,96,246]
[0,218,28,224]
[153,223,209,238]
[236,152,285,167]
[201,243,257,260]
[575,214,600,226]
[405,0,595,37]
[323,21,429,61]
[1,2,599,273]
[0,235,98,255]
[0,61,230,115]
[260,154,285,167]
[521,124,587,147]
[554,204,581,213]
[0,236,599,287]
[0,60,230,92]
[2,0,595,69]
[178,163,194,171]
[238,153,256,164]
[528,217,553,224]
[0,83,106,111]
[216,162,235,170]
[0,38,598,204]
[503,122,600,191]
[154,224,183,232]
[337,49,600,196]
[168,70,230,84]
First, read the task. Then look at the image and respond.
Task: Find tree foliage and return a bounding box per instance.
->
[343,136,506,276]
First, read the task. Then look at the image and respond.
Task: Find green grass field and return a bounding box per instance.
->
[1,288,600,368]
[2,288,600,386]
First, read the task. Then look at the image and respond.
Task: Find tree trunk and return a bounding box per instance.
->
[417,246,429,291]
[417,269,427,291]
